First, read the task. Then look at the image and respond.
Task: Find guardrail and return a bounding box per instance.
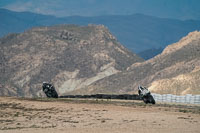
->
[60,94,142,100]
[59,93,200,104]
[152,93,200,104]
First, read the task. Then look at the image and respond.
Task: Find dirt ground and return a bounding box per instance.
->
[0,97,200,133]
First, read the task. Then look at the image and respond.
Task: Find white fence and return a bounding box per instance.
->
[151,93,200,104]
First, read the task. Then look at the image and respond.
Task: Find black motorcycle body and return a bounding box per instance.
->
[42,82,58,98]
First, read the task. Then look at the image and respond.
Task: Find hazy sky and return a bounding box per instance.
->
[0,0,200,20]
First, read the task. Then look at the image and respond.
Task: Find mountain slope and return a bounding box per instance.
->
[0,24,143,97]
[76,31,200,95]
[1,8,200,54]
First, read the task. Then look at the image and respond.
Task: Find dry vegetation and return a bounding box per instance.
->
[0,97,200,133]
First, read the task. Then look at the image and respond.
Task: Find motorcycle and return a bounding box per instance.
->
[138,85,155,104]
[42,82,58,98]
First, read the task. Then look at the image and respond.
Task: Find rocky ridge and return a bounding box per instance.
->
[76,31,200,95]
[0,24,143,97]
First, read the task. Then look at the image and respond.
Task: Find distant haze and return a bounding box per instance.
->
[1,8,200,56]
[0,0,200,20]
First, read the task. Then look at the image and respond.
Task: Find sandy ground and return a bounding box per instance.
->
[0,97,200,133]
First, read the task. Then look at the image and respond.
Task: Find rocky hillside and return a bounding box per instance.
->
[0,24,143,97]
[76,31,200,95]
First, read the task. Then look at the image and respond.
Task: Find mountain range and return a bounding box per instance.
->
[0,24,200,97]
[0,24,142,97]
[2,0,200,20]
[77,31,200,95]
[1,8,200,59]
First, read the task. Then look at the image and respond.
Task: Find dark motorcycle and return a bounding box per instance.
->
[42,82,58,98]
[138,85,155,104]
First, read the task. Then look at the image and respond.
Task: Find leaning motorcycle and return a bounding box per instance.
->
[42,82,58,98]
[138,85,155,104]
